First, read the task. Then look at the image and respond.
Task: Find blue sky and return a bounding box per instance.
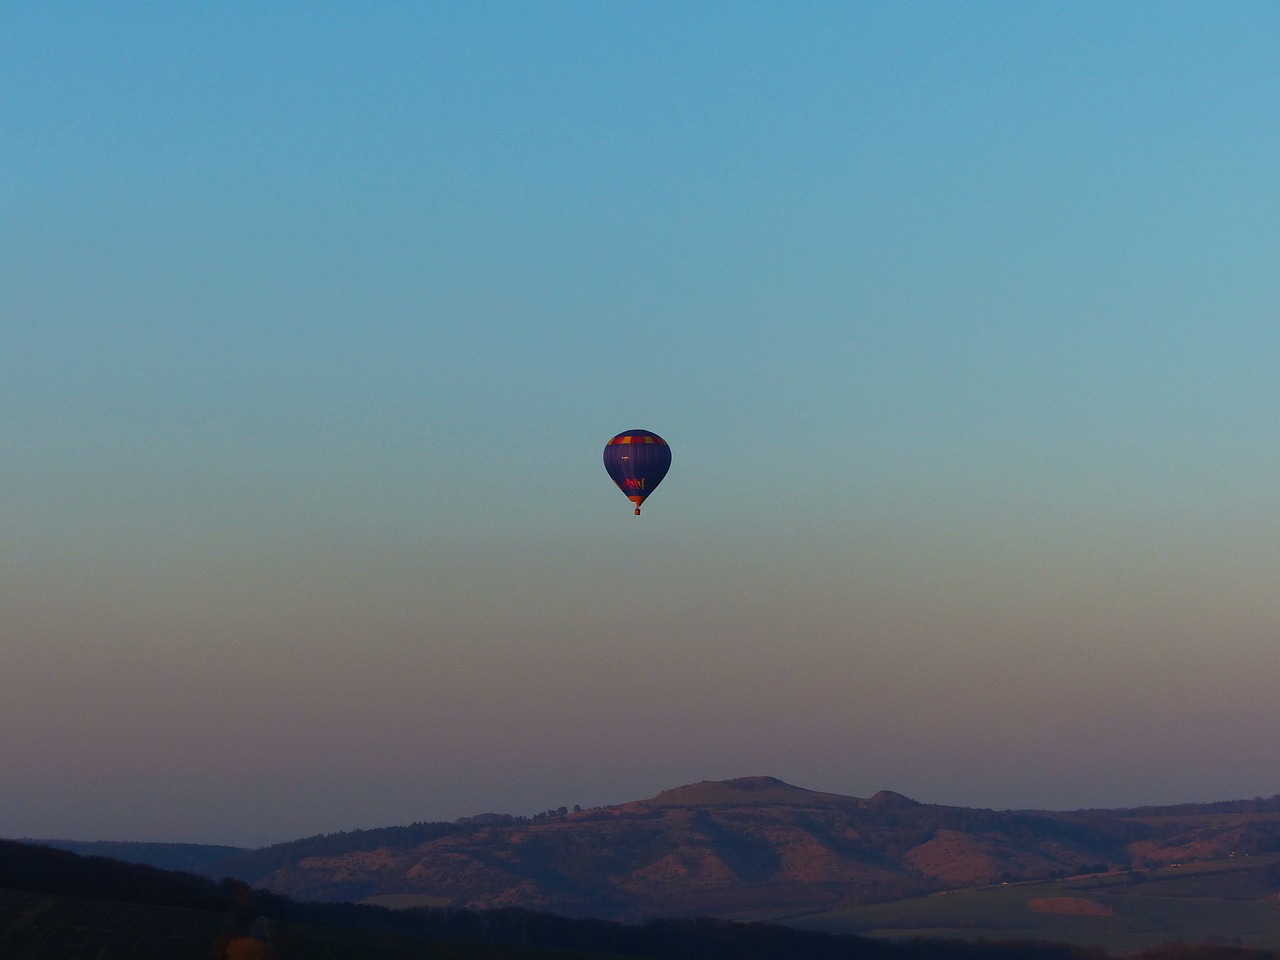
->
[3,2,1279,846]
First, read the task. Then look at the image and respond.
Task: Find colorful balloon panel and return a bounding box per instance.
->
[603,430,671,515]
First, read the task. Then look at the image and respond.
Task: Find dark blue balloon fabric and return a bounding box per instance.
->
[603,430,671,513]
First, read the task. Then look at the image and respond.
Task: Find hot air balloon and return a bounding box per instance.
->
[603,429,671,516]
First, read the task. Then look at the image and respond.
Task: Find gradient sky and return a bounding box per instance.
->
[3,2,1279,847]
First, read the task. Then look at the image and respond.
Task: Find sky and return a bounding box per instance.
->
[3,1,1279,847]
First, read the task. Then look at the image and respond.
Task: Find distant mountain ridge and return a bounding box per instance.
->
[181,776,1280,921]
[24,839,245,873]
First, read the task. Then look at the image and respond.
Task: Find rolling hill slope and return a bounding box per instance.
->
[199,777,1185,918]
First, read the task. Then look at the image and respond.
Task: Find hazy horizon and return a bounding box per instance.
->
[4,2,1279,848]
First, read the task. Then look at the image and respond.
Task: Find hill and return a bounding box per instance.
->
[18,777,1280,951]
[192,776,1280,925]
[8,836,1280,958]
[0,839,1116,960]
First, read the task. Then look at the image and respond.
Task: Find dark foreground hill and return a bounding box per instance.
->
[196,776,1280,926]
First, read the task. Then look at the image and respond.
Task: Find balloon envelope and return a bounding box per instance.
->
[603,429,671,515]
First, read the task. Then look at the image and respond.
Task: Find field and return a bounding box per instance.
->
[774,856,1280,953]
